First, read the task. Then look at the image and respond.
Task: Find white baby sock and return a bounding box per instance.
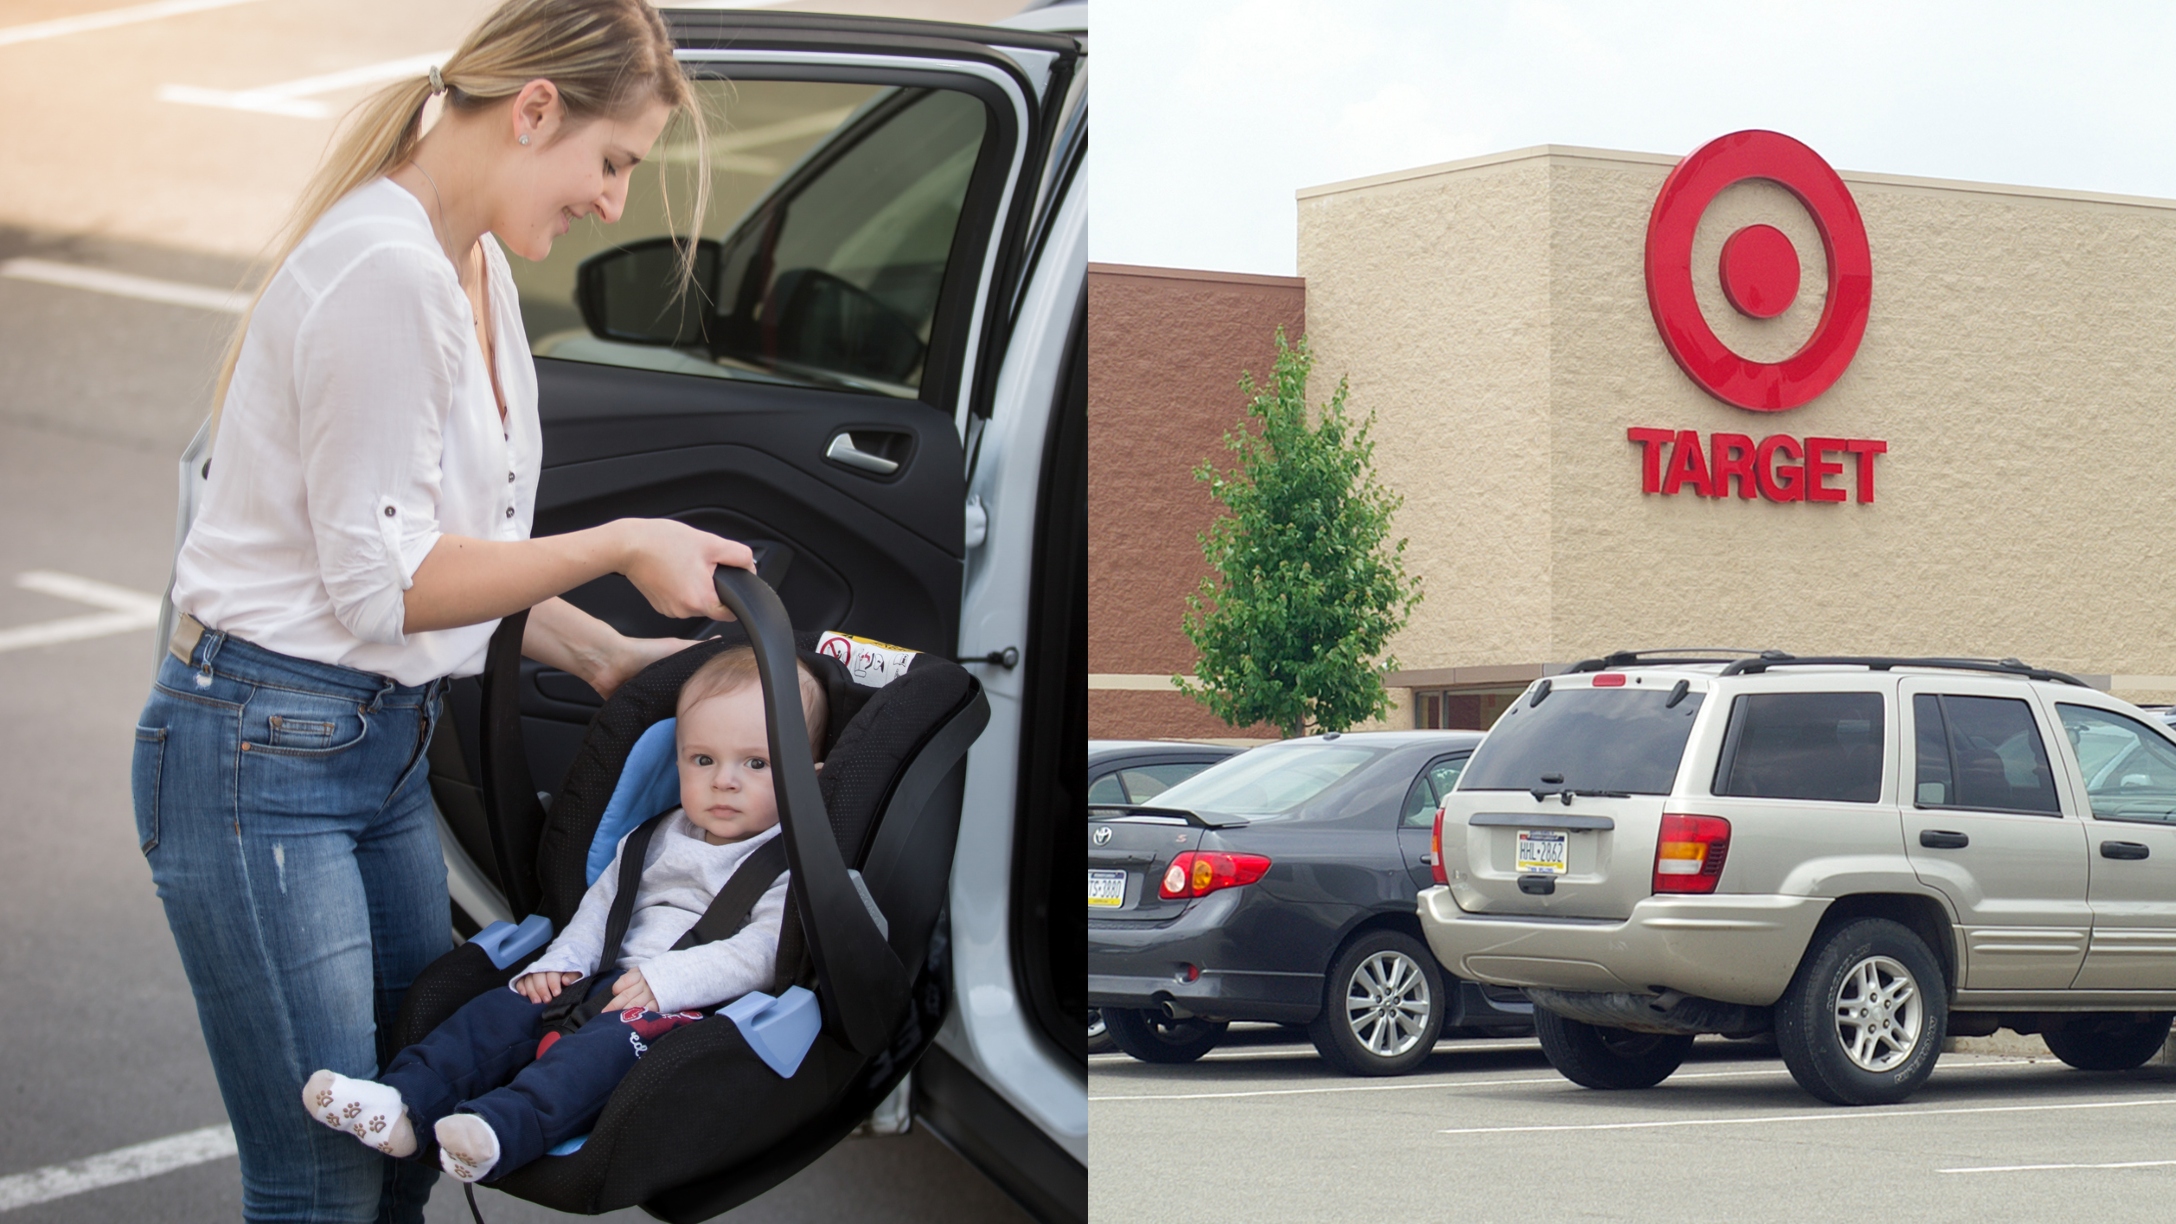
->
[302,1070,416,1158]
[435,1113,502,1183]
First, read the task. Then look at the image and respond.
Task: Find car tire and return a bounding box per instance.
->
[1086,1009,1115,1056]
[1775,917,1947,1106]
[1307,930,1446,1077]
[1102,1008,1227,1064]
[2042,1013,2174,1071]
[1533,1008,1693,1089]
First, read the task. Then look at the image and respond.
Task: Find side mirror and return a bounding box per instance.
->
[767,267,925,383]
[575,237,721,346]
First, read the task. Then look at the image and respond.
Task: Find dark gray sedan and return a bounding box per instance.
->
[1088,731,1532,1076]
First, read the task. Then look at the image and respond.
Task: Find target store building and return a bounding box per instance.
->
[1089,131,2176,739]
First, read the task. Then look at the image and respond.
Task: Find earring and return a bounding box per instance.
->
[518,134,530,146]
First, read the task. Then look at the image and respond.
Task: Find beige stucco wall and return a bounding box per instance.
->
[1299,146,2176,704]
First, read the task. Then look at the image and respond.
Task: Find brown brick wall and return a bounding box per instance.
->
[1087,263,1305,741]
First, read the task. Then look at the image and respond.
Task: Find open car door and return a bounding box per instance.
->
[417,9,1087,1221]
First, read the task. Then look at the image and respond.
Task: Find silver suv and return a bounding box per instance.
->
[1418,651,2176,1106]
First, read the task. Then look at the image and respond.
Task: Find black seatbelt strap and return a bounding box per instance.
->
[477,611,544,916]
[671,835,789,951]
[540,810,669,1033]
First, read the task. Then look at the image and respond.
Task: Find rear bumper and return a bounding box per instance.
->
[1087,908,1322,1023]
[1415,888,1830,1007]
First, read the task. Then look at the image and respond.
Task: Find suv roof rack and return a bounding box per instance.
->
[1715,654,2091,687]
[1568,648,1790,673]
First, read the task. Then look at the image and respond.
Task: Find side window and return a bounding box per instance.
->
[1401,756,1470,827]
[512,79,989,400]
[1913,694,2061,815]
[2055,704,2176,822]
[1713,692,1884,803]
[1086,772,1126,806]
[1117,763,1206,803]
[1427,757,1467,798]
[1399,777,1437,828]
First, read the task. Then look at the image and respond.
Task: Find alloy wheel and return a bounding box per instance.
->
[1831,954,1922,1072]
[1345,949,1432,1058]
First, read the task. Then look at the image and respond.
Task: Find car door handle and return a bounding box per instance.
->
[2102,841,2151,860]
[825,432,901,475]
[1920,830,1970,849]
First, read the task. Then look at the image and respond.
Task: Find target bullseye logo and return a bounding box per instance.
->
[1646,130,1872,411]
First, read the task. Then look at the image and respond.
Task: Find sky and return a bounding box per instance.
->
[1092,0,2176,276]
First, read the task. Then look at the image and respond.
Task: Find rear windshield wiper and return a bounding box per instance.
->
[1528,786,1631,805]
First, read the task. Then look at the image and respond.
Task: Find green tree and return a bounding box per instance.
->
[1182,330,1422,738]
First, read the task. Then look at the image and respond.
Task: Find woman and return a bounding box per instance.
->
[133,1,727,1218]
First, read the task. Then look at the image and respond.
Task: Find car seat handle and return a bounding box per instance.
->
[713,564,911,1056]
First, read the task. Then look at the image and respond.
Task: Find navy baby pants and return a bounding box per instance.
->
[380,981,703,1175]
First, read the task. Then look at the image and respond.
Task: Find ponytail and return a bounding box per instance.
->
[208,0,708,441]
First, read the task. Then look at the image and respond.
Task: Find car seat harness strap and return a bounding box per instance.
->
[540,813,792,1039]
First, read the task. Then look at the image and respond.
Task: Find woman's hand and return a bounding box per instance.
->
[513,970,583,1004]
[605,967,658,1013]
[611,519,754,622]
[524,599,711,702]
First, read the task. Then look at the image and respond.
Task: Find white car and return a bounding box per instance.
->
[160,2,1087,1217]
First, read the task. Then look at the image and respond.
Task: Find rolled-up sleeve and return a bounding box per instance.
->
[291,243,465,645]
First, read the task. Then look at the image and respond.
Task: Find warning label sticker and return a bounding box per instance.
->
[817,631,918,688]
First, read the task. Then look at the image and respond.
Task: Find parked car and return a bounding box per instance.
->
[1085,740,1244,1052]
[1421,650,2176,1107]
[1089,731,1533,1076]
[159,4,1088,1218]
[1089,739,1246,811]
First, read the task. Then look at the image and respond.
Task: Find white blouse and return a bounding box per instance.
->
[172,178,541,686]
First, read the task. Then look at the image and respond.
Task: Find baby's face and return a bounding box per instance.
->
[676,685,779,845]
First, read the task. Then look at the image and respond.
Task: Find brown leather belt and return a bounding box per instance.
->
[167,612,208,665]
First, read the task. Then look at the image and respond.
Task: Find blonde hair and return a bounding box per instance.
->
[209,0,709,440]
[678,646,829,759]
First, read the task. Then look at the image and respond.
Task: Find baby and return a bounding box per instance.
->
[303,645,826,1183]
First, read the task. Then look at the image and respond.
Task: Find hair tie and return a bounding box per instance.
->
[427,65,446,96]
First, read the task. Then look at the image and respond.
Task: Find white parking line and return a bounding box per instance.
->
[1094,1065,1804,1103]
[0,571,164,655]
[1,258,248,313]
[159,49,452,119]
[1940,1159,2176,1175]
[0,1125,235,1212]
[0,0,268,49]
[1088,1036,1542,1066]
[1438,1092,2176,1136]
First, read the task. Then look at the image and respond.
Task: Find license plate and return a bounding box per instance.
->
[1517,830,1568,875]
[1088,869,1127,907]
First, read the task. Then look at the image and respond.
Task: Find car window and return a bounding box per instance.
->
[1913,694,2061,815]
[2056,704,2176,822]
[1086,772,1126,806]
[1461,688,1705,795]
[1399,777,1437,828]
[513,79,988,400]
[1149,744,1388,818]
[1400,756,1470,827]
[1713,692,1884,803]
[1118,762,1213,802]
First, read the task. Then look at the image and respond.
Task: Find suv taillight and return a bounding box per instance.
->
[1430,805,1448,886]
[1653,812,1730,894]
[1159,851,1272,899]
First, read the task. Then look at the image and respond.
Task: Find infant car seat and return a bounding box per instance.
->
[393,567,988,1220]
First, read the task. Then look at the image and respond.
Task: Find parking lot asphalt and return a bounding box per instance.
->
[0,232,1025,1221]
[1090,1024,2176,1223]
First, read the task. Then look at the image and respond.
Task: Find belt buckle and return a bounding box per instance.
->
[168,613,205,666]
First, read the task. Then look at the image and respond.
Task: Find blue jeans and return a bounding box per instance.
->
[381,981,702,1176]
[134,629,452,1223]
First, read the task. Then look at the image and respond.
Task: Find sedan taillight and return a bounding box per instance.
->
[1653,812,1731,894]
[1430,804,1448,886]
[1159,851,1272,899]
